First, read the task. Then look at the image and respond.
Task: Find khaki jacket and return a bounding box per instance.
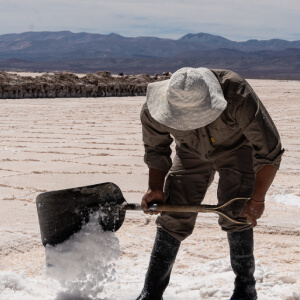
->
[141,69,284,173]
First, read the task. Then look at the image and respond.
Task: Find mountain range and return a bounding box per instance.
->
[0,31,300,79]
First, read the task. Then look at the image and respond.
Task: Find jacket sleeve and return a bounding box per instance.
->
[232,78,284,172]
[140,103,173,172]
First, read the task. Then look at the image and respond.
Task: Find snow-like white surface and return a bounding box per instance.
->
[1,247,299,299]
[1,78,300,300]
[0,206,299,300]
[274,193,300,208]
[45,212,121,299]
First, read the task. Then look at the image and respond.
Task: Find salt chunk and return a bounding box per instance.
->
[278,276,297,284]
[45,212,121,299]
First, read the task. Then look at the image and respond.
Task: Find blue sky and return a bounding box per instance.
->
[1,0,299,41]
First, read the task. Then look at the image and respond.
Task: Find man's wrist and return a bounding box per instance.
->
[250,197,265,203]
[149,168,167,191]
[147,187,164,194]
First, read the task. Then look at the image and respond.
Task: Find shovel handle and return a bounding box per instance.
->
[125,197,250,213]
[125,203,206,212]
[148,203,207,213]
[124,197,251,225]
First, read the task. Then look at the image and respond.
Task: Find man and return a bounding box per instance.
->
[136,67,284,300]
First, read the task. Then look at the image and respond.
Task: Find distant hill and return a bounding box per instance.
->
[178,33,300,51]
[0,31,300,79]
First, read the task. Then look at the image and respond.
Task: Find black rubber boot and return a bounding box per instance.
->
[136,228,181,300]
[228,228,257,300]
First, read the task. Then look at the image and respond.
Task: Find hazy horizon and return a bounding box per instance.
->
[1,0,299,41]
[1,30,299,43]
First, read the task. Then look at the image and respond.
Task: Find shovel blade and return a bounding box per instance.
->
[36,182,126,246]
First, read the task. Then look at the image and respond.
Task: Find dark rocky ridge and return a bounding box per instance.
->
[0,71,171,99]
[1,31,300,79]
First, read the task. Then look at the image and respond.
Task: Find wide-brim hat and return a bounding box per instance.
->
[146,67,227,130]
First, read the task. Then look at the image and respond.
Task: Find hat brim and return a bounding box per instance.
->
[146,68,227,130]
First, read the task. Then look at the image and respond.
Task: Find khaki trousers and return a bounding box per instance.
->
[156,146,255,241]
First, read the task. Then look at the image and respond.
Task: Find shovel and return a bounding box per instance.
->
[36,182,250,246]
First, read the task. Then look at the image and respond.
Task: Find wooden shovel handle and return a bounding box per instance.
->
[125,197,250,213]
[124,197,251,225]
[124,203,206,212]
[148,203,207,213]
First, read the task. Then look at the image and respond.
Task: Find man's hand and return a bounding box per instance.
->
[242,198,265,227]
[142,188,165,215]
[242,165,277,227]
[142,167,168,215]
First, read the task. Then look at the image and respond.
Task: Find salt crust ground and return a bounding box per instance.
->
[0,78,299,299]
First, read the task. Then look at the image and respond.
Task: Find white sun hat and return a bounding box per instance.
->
[146,67,227,130]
